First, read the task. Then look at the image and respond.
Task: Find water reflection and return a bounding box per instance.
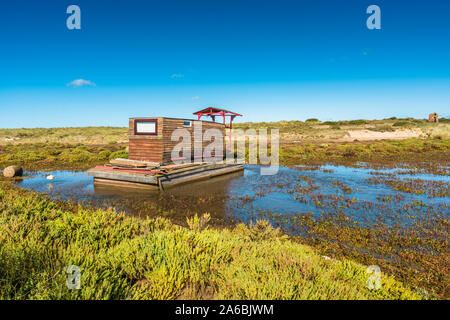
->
[15,164,449,229]
[93,170,244,220]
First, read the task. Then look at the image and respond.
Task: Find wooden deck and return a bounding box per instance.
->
[88,162,244,190]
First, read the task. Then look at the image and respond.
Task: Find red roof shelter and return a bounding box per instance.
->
[193,107,242,126]
[193,107,243,149]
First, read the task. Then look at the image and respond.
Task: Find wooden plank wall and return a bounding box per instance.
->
[128,118,225,164]
[162,118,225,163]
[129,118,164,162]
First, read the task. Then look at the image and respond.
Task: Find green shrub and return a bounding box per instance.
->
[348,120,368,125]
[60,149,93,163]
[75,145,89,151]
[393,121,409,127]
[17,132,32,138]
[99,150,112,160]
[0,143,129,171]
[109,150,128,160]
[186,213,211,232]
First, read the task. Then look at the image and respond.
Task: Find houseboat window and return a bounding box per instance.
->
[135,120,157,135]
[183,120,192,127]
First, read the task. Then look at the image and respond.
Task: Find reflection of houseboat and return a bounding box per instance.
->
[93,169,245,219]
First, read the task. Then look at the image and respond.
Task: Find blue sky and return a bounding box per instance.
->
[0,0,449,128]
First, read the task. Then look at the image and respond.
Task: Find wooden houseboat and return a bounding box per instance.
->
[129,117,226,164]
[88,108,244,190]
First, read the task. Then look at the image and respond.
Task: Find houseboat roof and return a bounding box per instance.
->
[193,107,243,117]
[129,116,224,125]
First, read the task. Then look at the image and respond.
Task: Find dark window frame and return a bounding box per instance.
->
[134,119,158,135]
[183,120,192,127]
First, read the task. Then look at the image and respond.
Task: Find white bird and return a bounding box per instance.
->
[46,175,55,180]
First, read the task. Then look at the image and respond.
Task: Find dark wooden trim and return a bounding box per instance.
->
[129,117,225,126]
[134,119,158,136]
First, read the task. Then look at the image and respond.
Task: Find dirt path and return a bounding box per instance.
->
[340,129,423,142]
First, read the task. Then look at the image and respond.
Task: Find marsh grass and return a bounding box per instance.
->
[0,122,448,300]
[0,143,128,171]
[278,138,450,175]
[367,177,450,198]
[0,183,422,300]
[234,118,450,141]
[0,127,128,146]
[1,120,448,147]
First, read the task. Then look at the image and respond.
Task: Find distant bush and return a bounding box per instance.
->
[99,150,112,160]
[60,148,93,163]
[342,148,357,157]
[305,118,319,122]
[16,132,32,138]
[439,118,450,123]
[75,145,89,151]
[109,150,128,160]
[348,120,368,125]
[108,140,117,145]
[393,121,409,127]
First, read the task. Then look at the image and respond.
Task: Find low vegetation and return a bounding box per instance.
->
[1,119,449,146]
[367,176,450,198]
[0,143,128,171]
[279,137,450,170]
[234,118,450,141]
[2,137,448,174]
[0,183,422,299]
[0,127,128,146]
[0,118,448,300]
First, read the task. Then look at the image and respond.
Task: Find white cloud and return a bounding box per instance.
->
[191,96,200,100]
[66,79,96,87]
[171,73,184,78]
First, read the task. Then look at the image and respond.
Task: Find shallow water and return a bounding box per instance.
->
[16,164,449,231]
